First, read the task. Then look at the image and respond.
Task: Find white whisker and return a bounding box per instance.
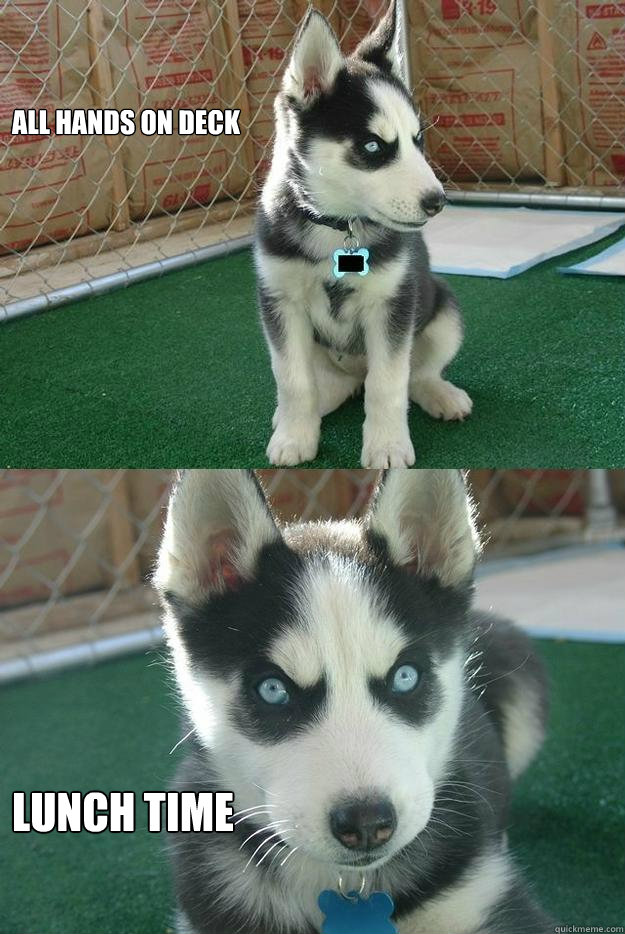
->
[243,830,289,873]
[252,782,280,799]
[239,820,290,850]
[428,816,471,838]
[169,729,194,756]
[434,805,478,822]
[280,845,300,868]
[234,809,279,826]
[255,835,292,868]
[268,843,290,869]
[231,803,279,818]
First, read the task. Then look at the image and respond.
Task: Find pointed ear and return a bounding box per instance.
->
[366,470,480,587]
[283,9,343,105]
[154,470,280,604]
[352,0,403,82]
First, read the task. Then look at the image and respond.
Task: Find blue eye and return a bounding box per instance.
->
[414,130,424,148]
[364,139,381,153]
[391,665,419,694]
[257,677,290,705]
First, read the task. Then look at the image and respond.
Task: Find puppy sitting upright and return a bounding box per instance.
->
[256,1,472,467]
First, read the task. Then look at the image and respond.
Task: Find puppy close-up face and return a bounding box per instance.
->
[278,6,446,229]
[156,469,477,871]
[236,557,471,870]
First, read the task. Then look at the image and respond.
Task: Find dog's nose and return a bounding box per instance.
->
[330,798,396,850]
[421,190,446,217]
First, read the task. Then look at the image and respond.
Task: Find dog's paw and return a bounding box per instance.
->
[361,429,415,468]
[267,420,320,465]
[411,378,473,421]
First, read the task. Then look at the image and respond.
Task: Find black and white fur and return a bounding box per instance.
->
[256,2,473,468]
[155,469,553,934]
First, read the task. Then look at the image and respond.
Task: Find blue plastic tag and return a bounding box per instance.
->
[332,248,370,278]
[319,889,397,934]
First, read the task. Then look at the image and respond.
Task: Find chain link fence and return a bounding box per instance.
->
[1,468,623,682]
[1,0,623,317]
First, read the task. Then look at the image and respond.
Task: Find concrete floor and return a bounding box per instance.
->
[476,544,625,642]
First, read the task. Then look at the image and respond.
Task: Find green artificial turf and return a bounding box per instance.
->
[0,639,624,934]
[1,228,624,468]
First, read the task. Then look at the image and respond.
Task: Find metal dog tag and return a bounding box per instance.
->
[319,888,397,934]
[332,218,369,279]
[332,248,370,278]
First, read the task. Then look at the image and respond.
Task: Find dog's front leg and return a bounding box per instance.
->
[361,319,415,468]
[266,303,321,466]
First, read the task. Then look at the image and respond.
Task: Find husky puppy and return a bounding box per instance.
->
[155,469,552,934]
[256,2,473,467]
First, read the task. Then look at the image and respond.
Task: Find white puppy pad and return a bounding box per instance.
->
[423,205,625,279]
[559,235,625,277]
[476,546,625,643]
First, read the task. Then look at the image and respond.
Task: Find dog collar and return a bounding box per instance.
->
[299,208,375,233]
[297,208,372,278]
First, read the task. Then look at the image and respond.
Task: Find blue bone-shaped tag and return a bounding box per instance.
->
[332,248,370,278]
[319,888,397,934]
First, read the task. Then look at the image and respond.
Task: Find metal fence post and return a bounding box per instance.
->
[586,469,618,535]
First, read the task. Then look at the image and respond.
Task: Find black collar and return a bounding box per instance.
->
[298,207,377,232]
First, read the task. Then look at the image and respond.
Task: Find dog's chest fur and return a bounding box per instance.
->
[258,225,411,354]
